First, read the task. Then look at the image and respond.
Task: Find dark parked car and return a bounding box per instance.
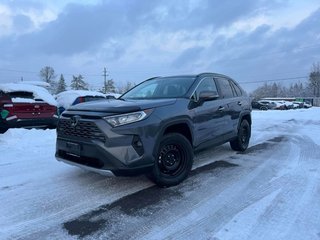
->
[56,73,252,187]
[56,90,107,115]
[0,83,58,134]
[251,101,269,110]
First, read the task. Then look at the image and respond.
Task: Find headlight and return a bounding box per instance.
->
[103,110,152,127]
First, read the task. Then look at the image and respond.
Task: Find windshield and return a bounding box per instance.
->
[122,77,195,100]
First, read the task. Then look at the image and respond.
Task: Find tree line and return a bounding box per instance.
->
[251,62,320,99]
[39,66,135,94]
[40,62,320,98]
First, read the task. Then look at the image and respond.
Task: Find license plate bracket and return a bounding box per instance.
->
[66,142,81,156]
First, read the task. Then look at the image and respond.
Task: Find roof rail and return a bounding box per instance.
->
[145,76,161,81]
[196,72,214,77]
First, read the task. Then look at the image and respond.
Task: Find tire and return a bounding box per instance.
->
[230,119,251,152]
[260,106,268,111]
[148,133,193,187]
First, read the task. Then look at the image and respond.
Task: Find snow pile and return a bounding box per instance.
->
[19,81,51,88]
[11,98,37,103]
[55,90,106,109]
[0,83,57,106]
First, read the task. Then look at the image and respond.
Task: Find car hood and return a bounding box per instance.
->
[68,98,177,114]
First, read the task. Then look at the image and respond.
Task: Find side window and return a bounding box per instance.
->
[229,80,242,97]
[193,77,218,101]
[217,78,234,98]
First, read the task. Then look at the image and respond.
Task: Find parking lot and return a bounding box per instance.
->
[1,108,320,240]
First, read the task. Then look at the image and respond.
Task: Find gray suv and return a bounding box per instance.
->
[56,73,252,187]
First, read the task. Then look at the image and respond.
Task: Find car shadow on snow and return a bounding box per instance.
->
[63,160,238,238]
[63,136,287,238]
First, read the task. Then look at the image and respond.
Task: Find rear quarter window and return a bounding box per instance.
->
[216,77,234,98]
[230,80,243,97]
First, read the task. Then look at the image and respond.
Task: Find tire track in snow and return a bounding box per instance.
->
[214,134,320,240]
[52,136,290,240]
[146,138,294,240]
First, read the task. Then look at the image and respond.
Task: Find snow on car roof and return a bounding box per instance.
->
[56,90,106,109]
[0,83,57,106]
[21,81,51,88]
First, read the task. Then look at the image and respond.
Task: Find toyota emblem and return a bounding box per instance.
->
[71,115,81,127]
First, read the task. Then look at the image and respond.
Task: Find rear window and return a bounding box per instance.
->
[8,91,34,99]
[84,96,105,102]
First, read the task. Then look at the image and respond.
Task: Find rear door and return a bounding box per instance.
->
[215,77,242,134]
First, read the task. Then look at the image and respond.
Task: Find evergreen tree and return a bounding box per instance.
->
[71,74,88,90]
[56,74,67,93]
[101,79,116,93]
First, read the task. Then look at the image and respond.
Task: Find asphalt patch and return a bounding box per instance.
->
[190,160,238,177]
[63,160,238,238]
[64,219,105,238]
[268,136,285,143]
[238,136,287,154]
[63,187,182,238]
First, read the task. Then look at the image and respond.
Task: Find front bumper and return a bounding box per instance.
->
[55,117,158,176]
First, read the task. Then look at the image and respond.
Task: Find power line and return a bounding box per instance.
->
[241,76,308,84]
[0,68,101,77]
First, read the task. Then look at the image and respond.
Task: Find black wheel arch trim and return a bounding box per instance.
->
[238,111,252,129]
[152,118,194,158]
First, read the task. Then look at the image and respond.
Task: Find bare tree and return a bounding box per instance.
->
[40,66,56,83]
[121,82,135,93]
[309,62,320,97]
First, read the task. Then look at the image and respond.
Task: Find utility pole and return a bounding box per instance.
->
[103,67,108,93]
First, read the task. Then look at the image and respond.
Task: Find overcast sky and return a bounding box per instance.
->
[0,0,319,92]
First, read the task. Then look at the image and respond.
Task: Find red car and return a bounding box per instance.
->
[0,83,58,134]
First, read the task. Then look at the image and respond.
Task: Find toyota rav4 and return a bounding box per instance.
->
[56,73,252,187]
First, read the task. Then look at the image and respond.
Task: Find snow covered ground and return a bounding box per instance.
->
[1,108,320,239]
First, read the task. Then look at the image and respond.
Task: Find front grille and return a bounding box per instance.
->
[58,119,106,142]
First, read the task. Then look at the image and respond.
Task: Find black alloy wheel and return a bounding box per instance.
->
[149,133,193,187]
[230,119,251,152]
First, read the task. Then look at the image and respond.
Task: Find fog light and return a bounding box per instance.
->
[132,135,144,156]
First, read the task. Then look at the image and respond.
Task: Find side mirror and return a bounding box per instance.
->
[199,91,219,102]
[189,90,220,109]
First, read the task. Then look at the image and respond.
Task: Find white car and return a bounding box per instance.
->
[277,101,294,109]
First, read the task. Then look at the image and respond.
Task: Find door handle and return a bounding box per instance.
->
[218,106,225,111]
[238,101,242,106]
